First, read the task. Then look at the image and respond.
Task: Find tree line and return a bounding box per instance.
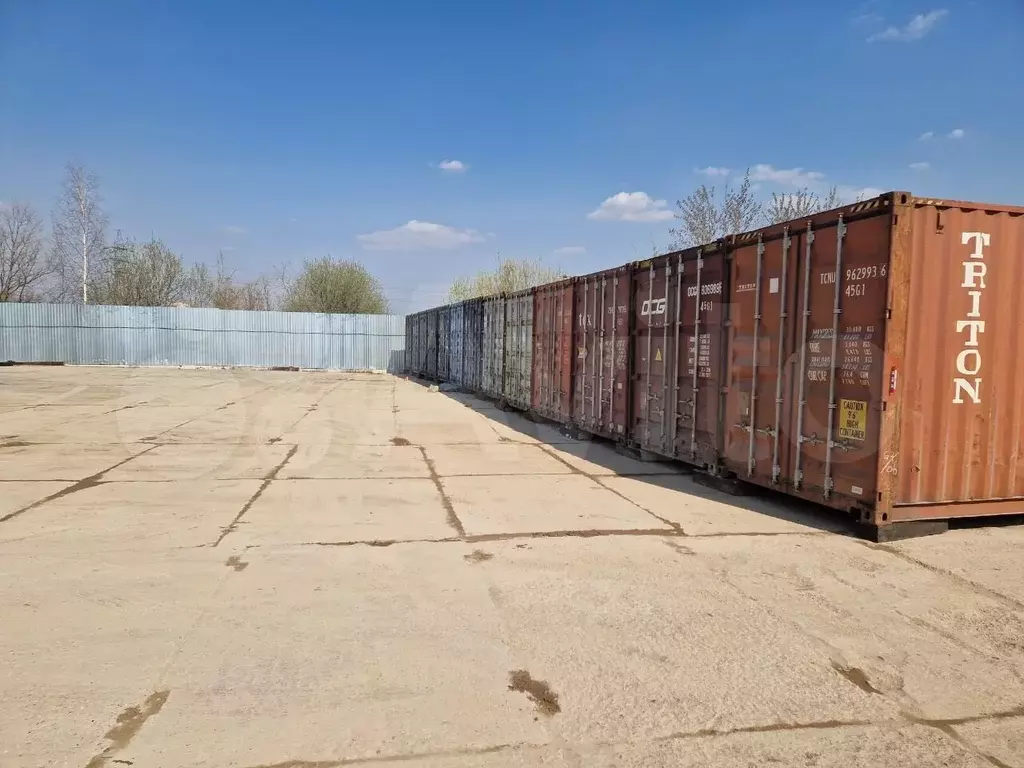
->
[1,162,843,310]
[444,171,840,301]
[1,164,389,313]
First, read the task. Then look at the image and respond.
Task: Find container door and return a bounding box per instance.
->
[450,304,464,385]
[785,215,890,503]
[532,287,553,416]
[722,231,797,482]
[677,251,728,466]
[573,270,630,439]
[504,292,532,409]
[483,297,505,398]
[426,311,438,378]
[465,300,482,392]
[631,258,674,455]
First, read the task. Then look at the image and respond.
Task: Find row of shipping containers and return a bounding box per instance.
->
[406,192,1024,538]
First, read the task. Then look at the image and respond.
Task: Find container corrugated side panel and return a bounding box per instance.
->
[503,290,533,409]
[0,304,405,371]
[891,198,1024,511]
[482,296,506,398]
[573,267,630,439]
[450,303,465,385]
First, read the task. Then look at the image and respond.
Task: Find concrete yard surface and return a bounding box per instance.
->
[1,366,1023,768]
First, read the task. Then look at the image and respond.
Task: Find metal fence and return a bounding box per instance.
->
[0,303,406,372]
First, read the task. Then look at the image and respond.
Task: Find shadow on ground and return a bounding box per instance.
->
[402,375,862,538]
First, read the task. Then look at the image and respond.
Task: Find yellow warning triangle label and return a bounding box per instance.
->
[655,348,662,362]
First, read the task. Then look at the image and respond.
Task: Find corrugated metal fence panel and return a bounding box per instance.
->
[0,303,405,371]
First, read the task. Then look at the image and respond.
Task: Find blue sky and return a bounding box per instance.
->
[1,0,1022,312]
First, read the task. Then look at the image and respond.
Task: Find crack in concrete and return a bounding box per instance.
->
[239,743,518,768]
[84,690,170,768]
[0,444,160,524]
[864,542,1024,612]
[534,444,686,533]
[213,445,298,547]
[417,446,465,537]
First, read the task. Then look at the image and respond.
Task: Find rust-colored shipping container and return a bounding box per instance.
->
[629,243,729,469]
[532,281,574,422]
[573,266,631,440]
[717,193,1024,535]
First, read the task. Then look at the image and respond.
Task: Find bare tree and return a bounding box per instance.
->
[50,163,108,303]
[184,254,276,310]
[90,238,189,307]
[447,256,564,302]
[762,186,839,225]
[670,169,762,248]
[283,257,388,314]
[0,202,49,302]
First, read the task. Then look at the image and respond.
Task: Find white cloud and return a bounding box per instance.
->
[919,131,935,141]
[695,166,730,177]
[438,159,467,172]
[287,217,298,223]
[223,225,245,234]
[553,246,586,256]
[868,9,948,42]
[909,162,930,171]
[356,220,484,251]
[587,192,674,222]
[948,128,965,139]
[220,246,237,252]
[749,164,826,187]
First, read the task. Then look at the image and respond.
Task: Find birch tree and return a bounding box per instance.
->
[50,163,108,303]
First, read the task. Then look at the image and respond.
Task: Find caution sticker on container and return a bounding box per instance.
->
[839,399,867,441]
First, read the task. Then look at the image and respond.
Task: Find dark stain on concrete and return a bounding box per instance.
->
[831,661,882,695]
[225,555,249,572]
[464,549,493,563]
[214,445,298,547]
[664,540,697,556]
[418,446,465,537]
[268,437,282,444]
[0,440,32,448]
[508,670,560,716]
[241,743,517,768]
[390,437,412,446]
[0,445,160,524]
[85,690,170,768]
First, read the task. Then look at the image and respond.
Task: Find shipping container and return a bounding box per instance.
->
[532,281,575,423]
[715,192,1024,534]
[573,266,631,440]
[482,296,506,398]
[425,309,439,379]
[450,302,465,386]
[462,299,484,393]
[503,289,534,409]
[629,244,729,469]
